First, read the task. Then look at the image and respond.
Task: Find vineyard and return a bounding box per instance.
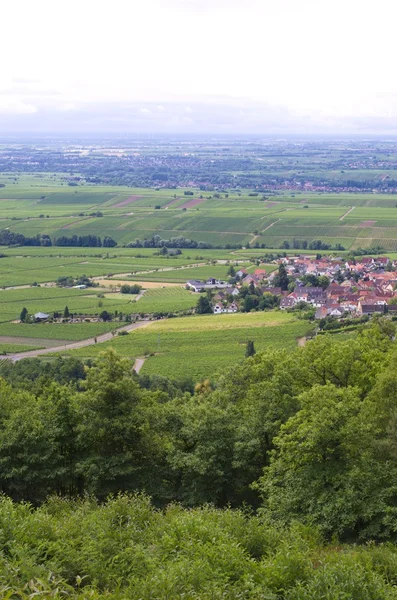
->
[66,312,312,380]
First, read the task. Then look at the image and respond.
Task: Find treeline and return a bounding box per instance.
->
[281,238,345,251]
[54,234,116,247]
[126,234,216,249]
[0,319,396,543]
[0,230,52,246]
[0,230,117,247]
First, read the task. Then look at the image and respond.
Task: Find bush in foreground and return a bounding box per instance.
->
[1,494,397,599]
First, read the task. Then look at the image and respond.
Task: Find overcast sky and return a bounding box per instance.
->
[2,0,396,134]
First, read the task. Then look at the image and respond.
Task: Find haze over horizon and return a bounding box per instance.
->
[3,0,397,135]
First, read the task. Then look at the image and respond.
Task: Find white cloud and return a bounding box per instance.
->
[0,97,37,114]
[57,103,79,112]
[1,0,397,132]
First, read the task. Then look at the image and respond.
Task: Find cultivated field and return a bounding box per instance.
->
[0,321,120,341]
[63,312,312,381]
[1,174,396,358]
[2,176,397,250]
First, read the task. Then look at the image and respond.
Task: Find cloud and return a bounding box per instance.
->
[0,97,37,114]
[57,103,79,112]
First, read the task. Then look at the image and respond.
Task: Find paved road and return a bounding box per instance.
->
[9,321,152,362]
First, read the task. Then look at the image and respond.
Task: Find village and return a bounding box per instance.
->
[186,254,397,320]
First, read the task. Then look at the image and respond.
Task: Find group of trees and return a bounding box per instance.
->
[1,319,397,594]
[0,230,117,248]
[120,283,142,294]
[54,234,116,247]
[127,235,214,249]
[0,230,52,246]
[56,275,95,288]
[0,318,395,532]
[281,239,345,251]
[239,282,280,312]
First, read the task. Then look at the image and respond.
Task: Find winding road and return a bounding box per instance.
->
[9,320,152,362]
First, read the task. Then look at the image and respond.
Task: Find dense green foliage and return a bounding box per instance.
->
[2,318,397,595]
[0,318,394,524]
[4,494,397,599]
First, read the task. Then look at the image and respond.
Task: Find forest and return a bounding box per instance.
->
[2,318,397,596]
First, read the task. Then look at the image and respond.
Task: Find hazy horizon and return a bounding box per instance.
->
[3,0,397,134]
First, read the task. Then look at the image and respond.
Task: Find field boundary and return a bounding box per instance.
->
[339,206,355,220]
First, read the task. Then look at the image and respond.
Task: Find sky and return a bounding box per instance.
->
[1,0,397,134]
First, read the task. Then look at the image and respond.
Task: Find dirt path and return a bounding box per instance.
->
[9,320,153,362]
[135,289,146,301]
[133,357,146,373]
[339,206,355,221]
[262,219,281,232]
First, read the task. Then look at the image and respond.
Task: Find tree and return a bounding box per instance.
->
[103,236,117,248]
[318,275,330,290]
[245,340,256,358]
[227,265,236,277]
[75,350,158,497]
[63,305,70,318]
[20,307,28,323]
[99,310,111,322]
[273,264,289,291]
[196,296,212,314]
[259,293,279,310]
[243,295,257,312]
[256,383,373,538]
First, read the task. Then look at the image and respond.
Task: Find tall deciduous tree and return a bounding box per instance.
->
[76,349,153,498]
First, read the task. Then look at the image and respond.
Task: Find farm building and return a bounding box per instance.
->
[186,278,229,292]
[34,312,50,321]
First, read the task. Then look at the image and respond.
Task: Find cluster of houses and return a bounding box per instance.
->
[276,255,397,319]
[186,269,280,314]
[186,255,397,319]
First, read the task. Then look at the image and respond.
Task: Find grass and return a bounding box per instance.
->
[127,286,201,314]
[0,343,44,354]
[0,321,120,341]
[64,311,312,381]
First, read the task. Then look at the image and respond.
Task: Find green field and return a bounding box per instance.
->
[2,178,397,354]
[64,311,312,381]
[0,321,120,341]
[2,176,397,250]
[0,286,141,322]
[129,286,201,313]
